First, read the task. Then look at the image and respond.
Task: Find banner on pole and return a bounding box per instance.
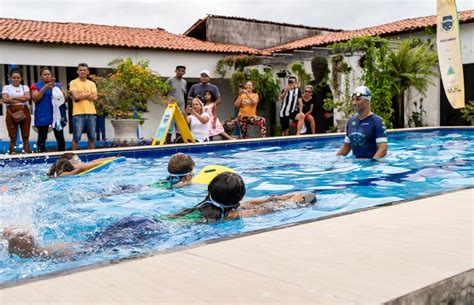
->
[436,0,465,109]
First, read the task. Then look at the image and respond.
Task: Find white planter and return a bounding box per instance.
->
[111,119,140,146]
[336,118,348,132]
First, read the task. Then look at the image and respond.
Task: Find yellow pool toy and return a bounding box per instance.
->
[192,165,236,184]
[79,157,126,175]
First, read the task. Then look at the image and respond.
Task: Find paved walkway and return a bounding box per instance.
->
[1,189,473,305]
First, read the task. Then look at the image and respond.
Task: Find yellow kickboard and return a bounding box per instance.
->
[79,157,126,175]
[192,165,236,184]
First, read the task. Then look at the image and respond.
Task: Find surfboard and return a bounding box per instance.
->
[437,0,465,109]
[79,157,126,175]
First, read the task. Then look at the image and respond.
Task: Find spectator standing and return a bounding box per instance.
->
[30,68,66,152]
[166,65,187,143]
[337,86,388,159]
[203,90,234,140]
[185,98,210,142]
[234,81,266,139]
[187,69,221,106]
[95,112,106,142]
[296,85,316,135]
[279,76,304,136]
[2,69,31,154]
[70,63,97,150]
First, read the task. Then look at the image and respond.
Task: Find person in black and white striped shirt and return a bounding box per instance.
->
[279,76,304,136]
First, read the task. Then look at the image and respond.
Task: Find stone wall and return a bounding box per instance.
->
[385,269,473,305]
[207,18,331,50]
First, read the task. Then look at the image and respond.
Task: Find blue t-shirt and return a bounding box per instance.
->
[188,83,220,101]
[344,114,388,158]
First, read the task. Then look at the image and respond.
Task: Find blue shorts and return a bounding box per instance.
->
[73,114,96,142]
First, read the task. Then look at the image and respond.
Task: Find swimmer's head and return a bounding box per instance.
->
[167,153,195,175]
[47,159,75,177]
[60,153,81,165]
[352,85,372,102]
[3,228,38,258]
[208,172,246,208]
[60,153,76,160]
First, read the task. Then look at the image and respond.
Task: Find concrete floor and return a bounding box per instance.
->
[1,188,473,305]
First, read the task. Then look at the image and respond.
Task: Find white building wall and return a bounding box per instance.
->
[0,42,228,77]
[460,23,474,64]
[0,42,236,143]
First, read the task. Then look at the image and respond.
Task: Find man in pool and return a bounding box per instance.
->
[47,153,116,177]
[3,172,317,259]
[337,86,388,159]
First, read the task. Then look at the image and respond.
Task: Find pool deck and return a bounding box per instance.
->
[1,188,472,304]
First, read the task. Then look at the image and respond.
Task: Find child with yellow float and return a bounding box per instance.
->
[46,152,234,188]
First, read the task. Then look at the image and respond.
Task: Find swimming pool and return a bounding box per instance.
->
[1,128,473,286]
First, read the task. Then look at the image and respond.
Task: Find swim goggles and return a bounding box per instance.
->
[166,171,193,185]
[205,195,239,220]
[351,92,369,98]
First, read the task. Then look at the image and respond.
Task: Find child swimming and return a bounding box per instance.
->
[149,153,195,189]
[3,172,316,259]
[47,153,116,177]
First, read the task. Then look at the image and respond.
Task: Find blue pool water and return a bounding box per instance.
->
[0,129,473,286]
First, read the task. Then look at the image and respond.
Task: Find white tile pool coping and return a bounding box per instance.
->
[1,188,472,304]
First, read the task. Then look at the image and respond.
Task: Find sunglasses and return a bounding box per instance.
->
[305,90,312,93]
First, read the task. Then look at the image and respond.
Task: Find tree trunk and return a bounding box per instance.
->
[391,94,405,128]
[269,102,277,136]
[398,94,404,128]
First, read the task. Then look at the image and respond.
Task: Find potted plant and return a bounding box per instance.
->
[92,58,171,145]
[323,95,354,131]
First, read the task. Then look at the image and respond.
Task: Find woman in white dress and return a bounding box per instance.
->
[185,98,210,142]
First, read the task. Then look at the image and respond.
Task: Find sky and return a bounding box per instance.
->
[0,0,473,34]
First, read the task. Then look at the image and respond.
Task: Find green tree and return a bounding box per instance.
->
[93,58,171,120]
[290,61,311,89]
[310,56,329,88]
[329,37,394,128]
[460,100,474,124]
[387,39,438,127]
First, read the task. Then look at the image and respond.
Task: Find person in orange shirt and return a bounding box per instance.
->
[69,63,97,150]
[234,81,266,139]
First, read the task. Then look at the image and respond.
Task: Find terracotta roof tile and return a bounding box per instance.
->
[265,10,474,53]
[0,18,263,54]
